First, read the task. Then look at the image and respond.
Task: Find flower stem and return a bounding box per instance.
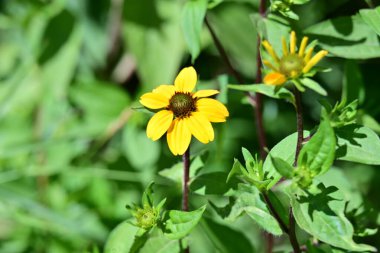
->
[286,88,304,253]
[365,0,375,8]
[182,148,190,253]
[204,17,244,84]
[294,88,304,166]
[256,0,271,250]
[182,148,190,212]
[262,192,289,234]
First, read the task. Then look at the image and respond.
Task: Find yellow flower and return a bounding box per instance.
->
[262,31,328,86]
[140,67,229,155]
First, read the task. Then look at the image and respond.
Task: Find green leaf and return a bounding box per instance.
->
[123,123,161,170]
[263,131,310,189]
[228,84,295,104]
[142,182,155,207]
[123,0,185,91]
[241,147,255,171]
[226,158,244,183]
[139,229,180,253]
[224,184,283,235]
[191,172,238,195]
[208,3,258,78]
[360,6,380,36]
[267,190,289,227]
[164,205,206,239]
[305,14,380,59]
[159,156,204,185]
[181,0,208,62]
[342,60,365,104]
[336,125,380,165]
[194,218,255,253]
[270,156,294,179]
[298,117,335,176]
[104,220,140,253]
[300,78,327,96]
[287,183,376,252]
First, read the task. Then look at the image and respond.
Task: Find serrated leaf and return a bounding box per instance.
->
[182,0,208,62]
[224,184,283,235]
[298,117,335,176]
[360,6,380,36]
[270,156,294,179]
[300,78,327,96]
[263,131,310,189]
[305,15,380,59]
[336,125,380,165]
[287,183,376,252]
[164,205,206,239]
[228,84,295,104]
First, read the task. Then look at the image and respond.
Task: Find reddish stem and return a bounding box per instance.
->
[182,148,190,212]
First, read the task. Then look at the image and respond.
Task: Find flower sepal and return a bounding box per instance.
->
[227,147,276,192]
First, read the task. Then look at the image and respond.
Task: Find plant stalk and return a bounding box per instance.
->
[182,148,190,212]
[256,0,271,250]
[182,148,190,253]
[287,88,304,253]
[204,17,244,84]
[294,89,304,166]
[262,192,289,234]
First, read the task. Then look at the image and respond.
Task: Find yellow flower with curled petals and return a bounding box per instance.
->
[262,31,328,86]
[140,67,229,155]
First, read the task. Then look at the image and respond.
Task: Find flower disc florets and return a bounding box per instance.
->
[169,92,196,118]
[135,205,158,229]
[279,54,304,78]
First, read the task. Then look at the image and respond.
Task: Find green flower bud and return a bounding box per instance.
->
[134,205,158,229]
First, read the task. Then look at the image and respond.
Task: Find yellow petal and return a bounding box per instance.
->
[263,60,279,72]
[302,50,328,73]
[197,98,229,122]
[167,119,191,155]
[185,112,214,144]
[262,40,280,64]
[281,37,288,56]
[146,110,173,141]
[174,66,197,93]
[193,89,219,98]
[140,92,169,109]
[298,36,309,57]
[304,46,314,62]
[290,31,296,54]
[263,72,287,86]
[153,85,176,100]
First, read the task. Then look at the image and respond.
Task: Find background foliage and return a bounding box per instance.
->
[0,0,380,252]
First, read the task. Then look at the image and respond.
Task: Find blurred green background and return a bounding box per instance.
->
[0,0,379,252]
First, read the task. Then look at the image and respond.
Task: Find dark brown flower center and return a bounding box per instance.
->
[280,54,304,77]
[169,92,196,118]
